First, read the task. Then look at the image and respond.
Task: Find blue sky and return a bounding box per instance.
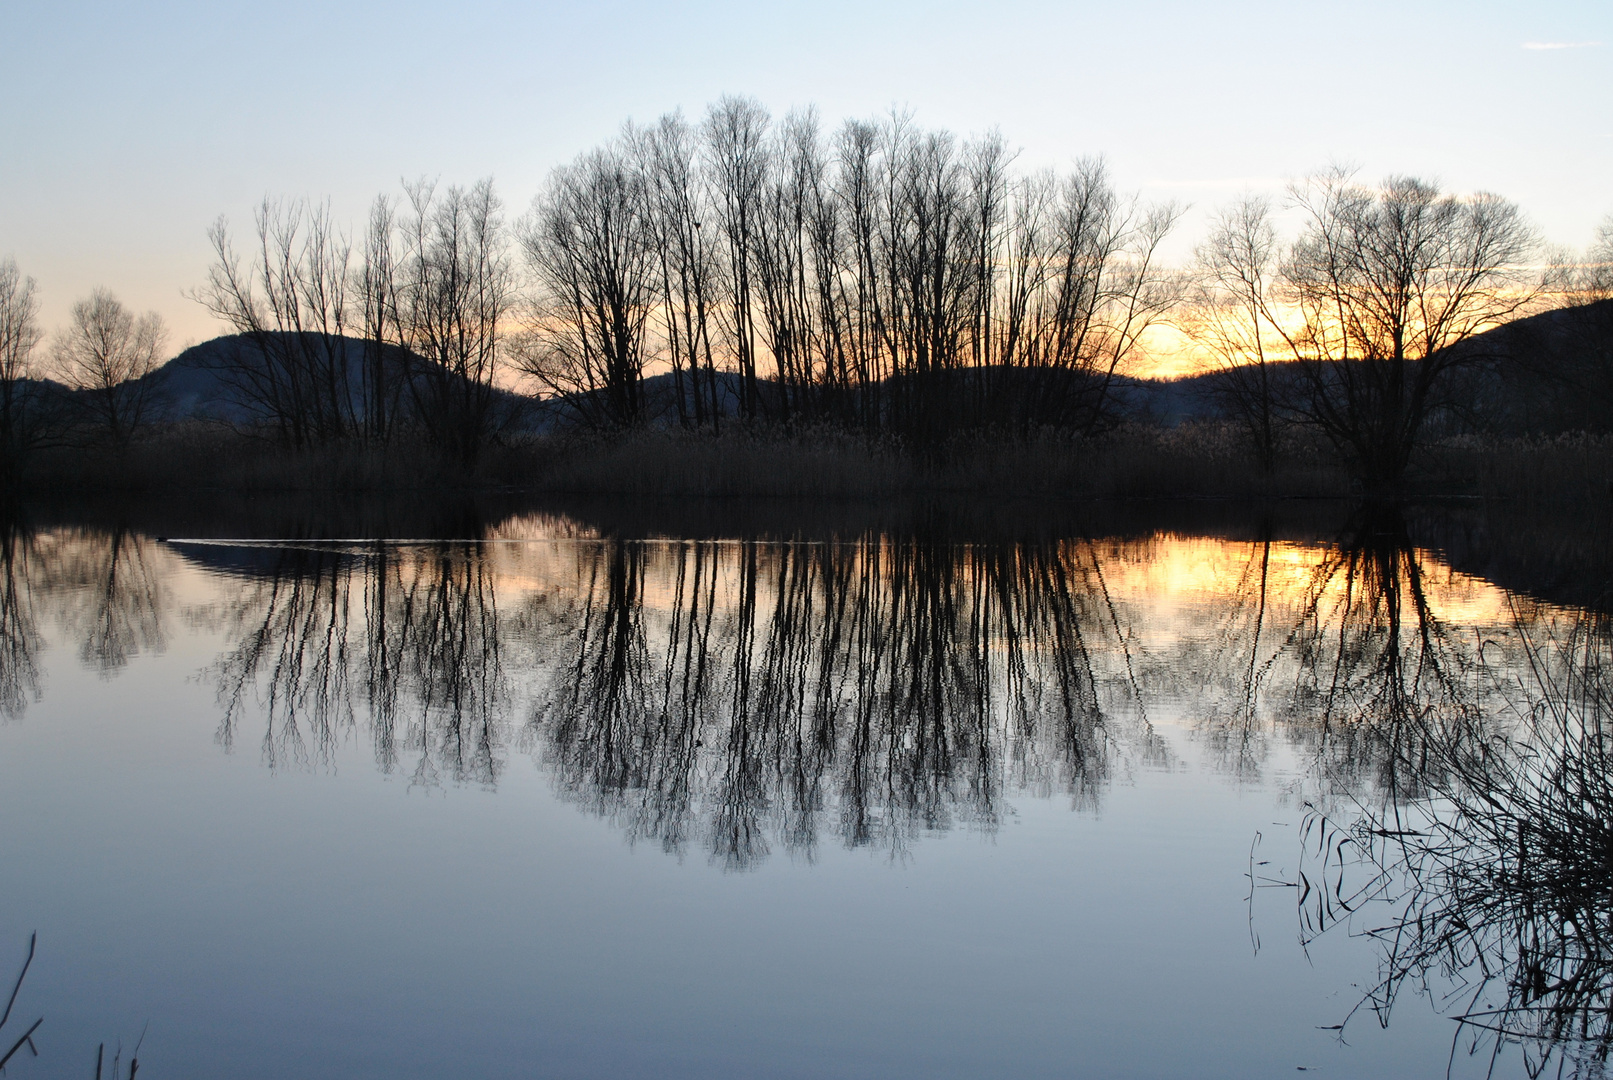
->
[3,0,1608,348]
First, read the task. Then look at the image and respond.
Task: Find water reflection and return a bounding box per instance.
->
[0,524,40,720]
[38,529,167,676]
[9,507,1613,1072]
[532,537,1149,866]
[180,533,1160,865]
[1185,505,1500,806]
[203,542,507,785]
[1299,606,1613,1077]
[0,525,172,717]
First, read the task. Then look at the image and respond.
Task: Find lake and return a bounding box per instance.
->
[1,496,1609,1078]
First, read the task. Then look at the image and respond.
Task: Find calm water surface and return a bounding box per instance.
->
[0,501,1609,1078]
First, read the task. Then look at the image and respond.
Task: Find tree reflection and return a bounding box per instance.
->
[1284,504,1475,800]
[209,542,505,785]
[39,529,166,676]
[185,531,1149,864]
[0,525,175,715]
[1191,504,1480,803]
[533,536,1143,867]
[0,521,40,720]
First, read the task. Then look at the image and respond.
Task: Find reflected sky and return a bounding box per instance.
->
[0,507,1604,1077]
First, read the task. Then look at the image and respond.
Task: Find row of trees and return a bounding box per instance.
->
[6,96,1601,485]
[522,100,1182,439]
[187,99,1184,459]
[197,179,515,466]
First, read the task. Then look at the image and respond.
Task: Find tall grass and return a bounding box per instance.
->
[532,420,1352,500]
[1422,431,1613,506]
[14,419,1612,505]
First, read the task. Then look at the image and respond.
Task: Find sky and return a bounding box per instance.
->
[2,0,1609,356]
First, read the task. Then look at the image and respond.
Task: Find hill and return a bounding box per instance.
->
[143,333,544,430]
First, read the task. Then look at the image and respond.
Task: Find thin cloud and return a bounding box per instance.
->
[1522,40,1601,50]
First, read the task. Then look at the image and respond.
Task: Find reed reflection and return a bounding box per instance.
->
[532,537,1145,867]
[1291,604,1613,1076]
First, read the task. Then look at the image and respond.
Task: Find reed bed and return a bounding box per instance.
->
[13,420,1612,506]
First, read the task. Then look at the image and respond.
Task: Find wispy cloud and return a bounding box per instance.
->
[1522,40,1601,50]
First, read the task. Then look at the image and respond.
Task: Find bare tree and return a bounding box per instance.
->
[632,112,724,429]
[832,118,888,428]
[515,103,1181,442]
[750,107,828,422]
[0,260,46,485]
[1285,169,1539,484]
[355,195,410,442]
[1584,214,1613,301]
[519,147,655,428]
[1006,159,1181,435]
[703,96,770,420]
[196,198,362,446]
[396,178,517,467]
[1187,195,1288,469]
[876,117,978,435]
[49,288,167,448]
[1493,214,1613,432]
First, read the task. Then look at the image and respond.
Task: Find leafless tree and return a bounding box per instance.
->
[703,95,770,420]
[1584,214,1613,301]
[1187,195,1288,469]
[0,259,45,485]
[1003,158,1181,435]
[196,199,362,446]
[515,102,1182,443]
[49,289,167,448]
[831,118,887,428]
[750,107,828,422]
[356,195,410,441]
[632,112,724,428]
[1284,168,1539,484]
[518,147,656,428]
[1497,214,1613,431]
[875,117,980,434]
[1186,170,1538,483]
[395,178,517,467]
